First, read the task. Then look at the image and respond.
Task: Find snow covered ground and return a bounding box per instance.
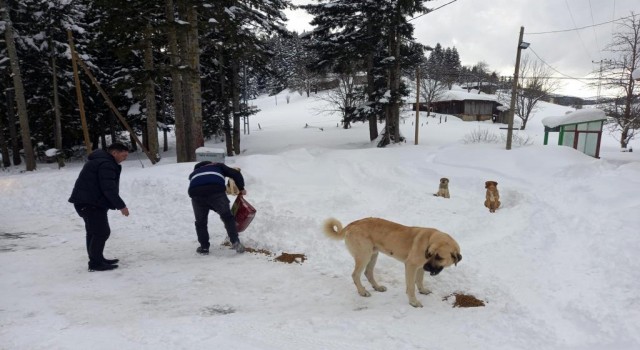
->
[1,89,640,349]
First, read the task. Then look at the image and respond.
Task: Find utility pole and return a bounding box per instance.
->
[414,67,420,145]
[506,26,528,150]
[592,59,603,107]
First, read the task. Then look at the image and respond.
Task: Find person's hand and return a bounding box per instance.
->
[240,189,247,196]
[120,207,130,217]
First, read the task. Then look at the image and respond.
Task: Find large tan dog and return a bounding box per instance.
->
[323,217,462,308]
[484,181,500,213]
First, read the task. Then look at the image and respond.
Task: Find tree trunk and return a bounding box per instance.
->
[143,22,160,163]
[109,111,117,144]
[389,9,401,144]
[50,37,64,168]
[129,133,137,151]
[220,51,233,157]
[165,0,187,162]
[0,114,10,167]
[5,86,20,165]
[187,3,203,156]
[232,59,241,155]
[2,0,35,170]
[365,42,378,141]
[177,0,194,161]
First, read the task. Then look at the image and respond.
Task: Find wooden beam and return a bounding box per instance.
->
[68,32,158,164]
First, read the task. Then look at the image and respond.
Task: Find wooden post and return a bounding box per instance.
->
[67,30,92,155]
[414,67,420,145]
[76,57,158,164]
[67,31,157,164]
[506,26,525,150]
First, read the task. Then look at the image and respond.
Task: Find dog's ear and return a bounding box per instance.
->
[485,181,490,188]
[425,248,434,259]
[452,252,462,266]
[492,181,498,186]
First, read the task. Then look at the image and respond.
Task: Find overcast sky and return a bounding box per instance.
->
[285,0,639,99]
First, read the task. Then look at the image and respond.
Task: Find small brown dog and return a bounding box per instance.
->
[225,167,242,195]
[433,177,450,198]
[484,181,500,213]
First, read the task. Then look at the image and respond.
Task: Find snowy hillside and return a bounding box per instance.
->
[1,89,639,350]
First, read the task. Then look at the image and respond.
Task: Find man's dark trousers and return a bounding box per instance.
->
[75,204,111,265]
[191,192,239,249]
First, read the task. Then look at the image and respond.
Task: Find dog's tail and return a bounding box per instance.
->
[323,218,345,240]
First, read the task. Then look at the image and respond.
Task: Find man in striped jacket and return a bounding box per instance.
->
[188,161,247,254]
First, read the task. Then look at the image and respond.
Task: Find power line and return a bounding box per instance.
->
[409,0,458,22]
[588,0,601,59]
[527,46,590,84]
[564,0,593,62]
[526,14,635,35]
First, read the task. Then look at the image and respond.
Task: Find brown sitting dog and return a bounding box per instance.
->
[433,177,450,198]
[225,167,242,195]
[484,181,500,213]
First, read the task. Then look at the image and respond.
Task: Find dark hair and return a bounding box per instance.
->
[107,142,129,153]
[194,161,212,170]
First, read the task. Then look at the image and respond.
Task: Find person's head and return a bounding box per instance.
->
[107,142,129,164]
[194,161,212,170]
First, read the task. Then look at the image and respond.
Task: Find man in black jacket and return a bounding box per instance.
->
[69,142,130,272]
[188,161,246,255]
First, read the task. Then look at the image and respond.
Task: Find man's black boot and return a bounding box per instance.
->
[88,262,119,272]
[103,258,119,264]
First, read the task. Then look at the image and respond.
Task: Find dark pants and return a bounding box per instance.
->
[74,204,110,265]
[191,192,239,248]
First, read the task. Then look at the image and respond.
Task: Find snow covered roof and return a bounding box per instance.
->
[432,89,500,103]
[541,108,607,128]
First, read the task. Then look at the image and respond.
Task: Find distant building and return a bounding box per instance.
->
[419,90,504,122]
[541,109,607,158]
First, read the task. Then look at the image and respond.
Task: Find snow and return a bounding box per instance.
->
[433,89,501,103]
[633,68,640,81]
[541,108,607,128]
[1,90,640,349]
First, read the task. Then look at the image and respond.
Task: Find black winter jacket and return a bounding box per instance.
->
[68,149,126,210]
[188,163,244,198]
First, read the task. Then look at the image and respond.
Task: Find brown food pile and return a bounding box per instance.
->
[443,293,485,308]
[274,253,307,264]
[221,242,306,264]
[244,247,273,255]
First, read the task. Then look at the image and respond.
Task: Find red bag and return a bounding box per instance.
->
[231,195,256,233]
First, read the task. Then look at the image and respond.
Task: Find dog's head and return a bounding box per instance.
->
[485,181,498,190]
[440,177,449,185]
[423,234,462,276]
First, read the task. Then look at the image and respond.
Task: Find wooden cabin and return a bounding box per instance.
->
[426,90,504,122]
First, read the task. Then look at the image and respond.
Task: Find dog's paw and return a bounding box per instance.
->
[373,285,387,292]
[358,290,372,297]
[409,300,424,308]
[418,288,432,295]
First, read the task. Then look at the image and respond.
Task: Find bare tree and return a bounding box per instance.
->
[313,73,363,129]
[499,55,558,130]
[418,75,446,117]
[598,12,639,149]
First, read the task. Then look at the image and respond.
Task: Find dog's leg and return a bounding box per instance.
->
[415,269,432,295]
[352,255,372,297]
[364,252,387,292]
[404,263,423,308]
